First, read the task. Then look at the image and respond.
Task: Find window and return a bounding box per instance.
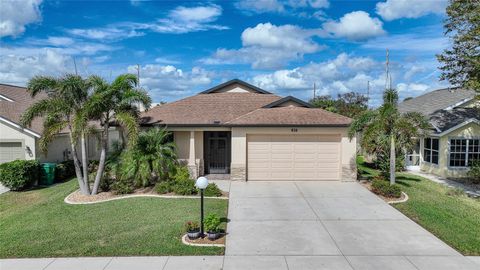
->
[424,138,439,164]
[449,139,480,167]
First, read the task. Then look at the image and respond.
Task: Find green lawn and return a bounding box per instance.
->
[0,179,228,258]
[357,156,480,255]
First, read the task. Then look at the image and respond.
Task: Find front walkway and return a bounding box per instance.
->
[1,181,479,270]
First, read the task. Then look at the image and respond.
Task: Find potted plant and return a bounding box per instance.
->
[204,213,221,240]
[184,221,200,240]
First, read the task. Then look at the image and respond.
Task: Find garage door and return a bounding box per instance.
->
[0,142,25,164]
[247,134,341,181]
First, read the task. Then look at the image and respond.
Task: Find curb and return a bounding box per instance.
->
[388,192,409,204]
[64,191,228,205]
[181,234,225,247]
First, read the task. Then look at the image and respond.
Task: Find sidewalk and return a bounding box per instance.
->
[2,255,480,270]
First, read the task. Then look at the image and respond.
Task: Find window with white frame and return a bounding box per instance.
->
[449,139,480,167]
[424,138,439,164]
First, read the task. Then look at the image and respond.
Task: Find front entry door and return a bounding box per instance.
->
[204,132,231,174]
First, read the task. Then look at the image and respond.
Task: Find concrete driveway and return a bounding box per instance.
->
[225,181,478,269]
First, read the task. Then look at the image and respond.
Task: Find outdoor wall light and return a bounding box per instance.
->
[195,176,209,237]
[25,146,33,157]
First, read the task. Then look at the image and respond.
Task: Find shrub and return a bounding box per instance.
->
[0,160,40,191]
[111,178,134,195]
[171,166,190,182]
[371,177,402,198]
[467,160,480,184]
[55,160,75,182]
[184,221,200,232]
[155,181,173,194]
[204,183,223,197]
[99,177,114,192]
[171,178,197,195]
[204,213,221,233]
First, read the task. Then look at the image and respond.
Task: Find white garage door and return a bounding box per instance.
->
[0,142,25,164]
[247,134,341,181]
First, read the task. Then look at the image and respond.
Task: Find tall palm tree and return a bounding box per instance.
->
[21,74,92,194]
[82,74,151,194]
[120,128,177,187]
[349,89,430,185]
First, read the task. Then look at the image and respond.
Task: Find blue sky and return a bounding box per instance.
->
[0,0,450,106]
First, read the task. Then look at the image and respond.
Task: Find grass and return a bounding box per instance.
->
[0,179,228,258]
[357,156,480,255]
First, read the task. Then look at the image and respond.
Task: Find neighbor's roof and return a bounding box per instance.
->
[141,79,352,127]
[0,83,46,135]
[226,106,352,126]
[398,87,475,116]
[429,107,480,134]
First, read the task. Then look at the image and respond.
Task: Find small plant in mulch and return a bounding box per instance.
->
[204,213,222,240]
[371,176,402,198]
[185,221,201,240]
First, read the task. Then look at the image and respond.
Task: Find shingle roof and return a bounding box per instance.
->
[226,106,352,126]
[141,92,282,126]
[0,84,46,135]
[398,87,475,115]
[430,107,480,134]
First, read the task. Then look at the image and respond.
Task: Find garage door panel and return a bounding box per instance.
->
[248,134,340,181]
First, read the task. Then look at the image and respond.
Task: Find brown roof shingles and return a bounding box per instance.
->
[141,92,282,125]
[0,84,46,135]
[226,106,352,126]
[141,92,351,127]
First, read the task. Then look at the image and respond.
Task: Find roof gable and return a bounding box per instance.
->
[200,79,271,94]
[263,96,312,108]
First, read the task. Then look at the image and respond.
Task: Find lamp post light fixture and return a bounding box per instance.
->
[195,176,209,237]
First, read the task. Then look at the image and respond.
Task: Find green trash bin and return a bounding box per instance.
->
[40,163,56,185]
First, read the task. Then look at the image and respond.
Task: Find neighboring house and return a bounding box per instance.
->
[141,79,357,181]
[399,87,479,178]
[0,83,122,164]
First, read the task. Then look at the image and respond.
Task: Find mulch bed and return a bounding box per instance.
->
[359,180,407,203]
[184,234,226,245]
[67,188,228,204]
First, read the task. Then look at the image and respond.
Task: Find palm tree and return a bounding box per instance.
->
[120,128,177,187]
[82,74,151,195]
[20,74,92,194]
[349,89,430,185]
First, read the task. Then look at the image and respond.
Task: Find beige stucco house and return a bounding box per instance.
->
[0,83,121,164]
[399,87,479,178]
[141,79,357,181]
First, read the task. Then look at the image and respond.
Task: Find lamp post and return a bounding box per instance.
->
[195,176,208,237]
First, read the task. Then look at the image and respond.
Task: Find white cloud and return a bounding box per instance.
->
[362,32,449,53]
[67,4,226,41]
[68,27,144,41]
[376,0,447,21]
[248,53,442,107]
[128,64,213,100]
[397,82,429,92]
[0,49,72,86]
[235,0,328,14]
[202,23,324,69]
[0,0,42,38]
[322,11,385,41]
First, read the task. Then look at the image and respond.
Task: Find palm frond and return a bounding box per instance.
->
[27,76,58,97]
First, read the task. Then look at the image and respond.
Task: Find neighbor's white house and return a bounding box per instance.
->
[0,84,122,164]
[399,87,480,178]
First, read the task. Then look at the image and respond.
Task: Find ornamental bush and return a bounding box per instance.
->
[371,177,402,198]
[204,183,222,197]
[467,160,480,184]
[0,160,40,191]
[204,213,221,233]
[54,160,75,182]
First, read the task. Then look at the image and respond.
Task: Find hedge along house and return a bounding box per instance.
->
[0,83,122,165]
[141,79,357,181]
[399,87,480,178]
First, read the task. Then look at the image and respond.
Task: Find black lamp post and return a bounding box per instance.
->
[195,176,208,237]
